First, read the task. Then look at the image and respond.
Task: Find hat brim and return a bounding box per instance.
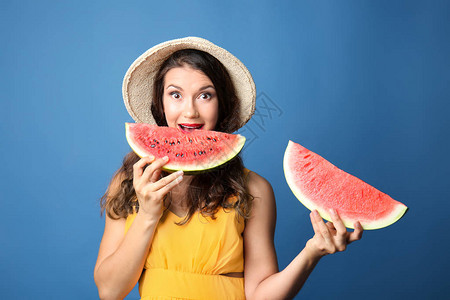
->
[122,37,256,132]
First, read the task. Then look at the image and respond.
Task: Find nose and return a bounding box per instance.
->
[183,98,199,118]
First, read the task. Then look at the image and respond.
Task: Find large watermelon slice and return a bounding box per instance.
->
[283,140,407,230]
[125,123,246,172]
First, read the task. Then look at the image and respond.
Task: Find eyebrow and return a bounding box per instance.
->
[166,84,215,91]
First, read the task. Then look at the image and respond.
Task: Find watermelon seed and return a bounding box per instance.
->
[176,153,180,157]
[304,162,311,168]
[304,154,311,159]
[181,154,184,157]
[177,141,180,144]
[213,138,217,142]
[198,151,203,155]
[207,137,211,140]
[189,139,193,143]
[194,152,197,156]
[165,140,168,143]
[150,144,156,148]
[210,148,213,151]
[307,168,314,173]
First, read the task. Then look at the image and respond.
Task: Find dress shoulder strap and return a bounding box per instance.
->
[124,212,137,235]
[243,167,251,177]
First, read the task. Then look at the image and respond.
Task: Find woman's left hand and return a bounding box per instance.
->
[305,209,363,259]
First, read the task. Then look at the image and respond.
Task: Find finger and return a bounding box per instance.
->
[141,156,169,182]
[151,170,184,191]
[150,168,162,183]
[329,209,347,236]
[348,221,364,243]
[313,210,332,243]
[326,221,337,234]
[310,211,322,236]
[155,173,184,197]
[133,156,155,180]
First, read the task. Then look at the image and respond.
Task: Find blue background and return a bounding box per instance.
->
[1,0,449,299]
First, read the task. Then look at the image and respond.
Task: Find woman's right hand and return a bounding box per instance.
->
[133,155,183,220]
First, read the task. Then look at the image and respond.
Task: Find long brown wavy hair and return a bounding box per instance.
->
[100,49,253,224]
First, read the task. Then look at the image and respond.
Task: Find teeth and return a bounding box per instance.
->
[180,125,201,129]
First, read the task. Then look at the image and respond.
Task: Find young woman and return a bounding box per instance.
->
[94,37,363,300]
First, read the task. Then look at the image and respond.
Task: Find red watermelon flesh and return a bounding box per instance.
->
[283,140,407,230]
[126,123,246,172]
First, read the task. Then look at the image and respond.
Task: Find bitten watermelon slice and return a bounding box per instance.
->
[283,140,407,230]
[125,123,246,172]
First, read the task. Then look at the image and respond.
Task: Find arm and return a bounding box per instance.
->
[93,209,158,300]
[94,156,184,300]
[244,171,363,300]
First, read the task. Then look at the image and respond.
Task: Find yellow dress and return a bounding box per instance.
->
[124,197,246,300]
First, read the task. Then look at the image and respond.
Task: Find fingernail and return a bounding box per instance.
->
[176,175,183,182]
[148,155,154,160]
[313,210,320,217]
[176,170,184,176]
[163,156,169,161]
[330,208,337,215]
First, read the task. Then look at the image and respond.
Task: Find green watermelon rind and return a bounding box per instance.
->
[125,123,246,173]
[283,140,408,230]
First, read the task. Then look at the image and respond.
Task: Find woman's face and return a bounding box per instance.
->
[162,65,219,132]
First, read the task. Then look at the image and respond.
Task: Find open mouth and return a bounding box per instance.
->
[178,123,204,133]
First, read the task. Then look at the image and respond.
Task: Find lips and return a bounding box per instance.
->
[178,123,204,133]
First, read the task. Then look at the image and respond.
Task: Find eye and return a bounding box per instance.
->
[199,93,212,100]
[170,92,182,100]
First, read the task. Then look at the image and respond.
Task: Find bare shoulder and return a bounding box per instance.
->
[246,170,276,213]
[244,169,276,234]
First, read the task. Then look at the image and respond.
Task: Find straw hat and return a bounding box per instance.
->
[122,37,256,130]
